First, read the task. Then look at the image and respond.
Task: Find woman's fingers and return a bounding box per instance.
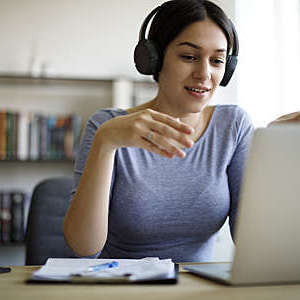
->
[277,112,300,122]
[139,137,176,158]
[130,109,195,158]
[141,109,194,145]
[100,108,195,158]
[149,109,194,134]
[139,110,194,149]
[269,112,300,126]
[141,130,187,158]
[149,120,194,149]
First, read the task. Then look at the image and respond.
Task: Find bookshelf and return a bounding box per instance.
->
[0,74,157,265]
[0,74,114,189]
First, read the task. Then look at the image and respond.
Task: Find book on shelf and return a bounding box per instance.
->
[11,192,25,242]
[0,192,11,243]
[17,111,30,161]
[0,191,28,244]
[0,110,82,161]
[0,111,6,160]
[29,113,39,160]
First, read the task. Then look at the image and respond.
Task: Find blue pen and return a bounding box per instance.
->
[86,261,119,272]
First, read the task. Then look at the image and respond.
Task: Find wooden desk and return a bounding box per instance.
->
[1,265,300,300]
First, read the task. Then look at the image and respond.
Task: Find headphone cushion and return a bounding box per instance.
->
[220,55,238,87]
[134,40,161,75]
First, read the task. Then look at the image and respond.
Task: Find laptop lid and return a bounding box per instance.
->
[231,125,300,285]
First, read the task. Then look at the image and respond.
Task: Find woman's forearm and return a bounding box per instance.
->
[63,132,116,257]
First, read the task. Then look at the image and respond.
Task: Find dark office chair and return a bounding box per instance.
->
[25,176,75,265]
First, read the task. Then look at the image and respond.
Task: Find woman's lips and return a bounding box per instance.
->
[185,86,211,97]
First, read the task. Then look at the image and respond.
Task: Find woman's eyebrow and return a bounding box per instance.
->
[176,41,226,53]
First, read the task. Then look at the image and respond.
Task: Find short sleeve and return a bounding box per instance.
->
[70,109,118,202]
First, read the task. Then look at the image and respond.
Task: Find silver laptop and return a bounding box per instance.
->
[184,125,300,285]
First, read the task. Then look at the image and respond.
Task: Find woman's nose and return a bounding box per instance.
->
[192,60,211,81]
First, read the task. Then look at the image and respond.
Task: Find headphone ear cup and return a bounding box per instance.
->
[220,55,238,87]
[134,40,162,75]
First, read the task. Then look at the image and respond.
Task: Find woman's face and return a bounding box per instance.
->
[157,17,228,116]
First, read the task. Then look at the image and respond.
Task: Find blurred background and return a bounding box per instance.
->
[0,0,299,265]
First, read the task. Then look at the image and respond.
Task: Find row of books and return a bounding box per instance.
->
[0,110,81,161]
[0,191,29,244]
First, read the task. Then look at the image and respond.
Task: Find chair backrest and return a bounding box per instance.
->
[25,176,75,265]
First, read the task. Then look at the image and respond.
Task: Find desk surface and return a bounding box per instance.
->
[1,265,300,300]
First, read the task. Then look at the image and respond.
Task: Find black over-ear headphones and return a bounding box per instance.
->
[219,20,239,86]
[134,5,239,87]
[134,6,162,76]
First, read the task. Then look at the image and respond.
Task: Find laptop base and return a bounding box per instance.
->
[184,263,232,285]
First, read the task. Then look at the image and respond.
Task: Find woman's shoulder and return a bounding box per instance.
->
[213,104,254,134]
[215,104,248,116]
[88,108,128,127]
[214,104,252,123]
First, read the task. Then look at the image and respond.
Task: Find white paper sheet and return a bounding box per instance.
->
[32,257,175,282]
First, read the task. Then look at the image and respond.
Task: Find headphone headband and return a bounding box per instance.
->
[139,6,162,41]
[228,19,239,57]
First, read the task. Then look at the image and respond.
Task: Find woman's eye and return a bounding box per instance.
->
[180,55,198,62]
[212,58,225,65]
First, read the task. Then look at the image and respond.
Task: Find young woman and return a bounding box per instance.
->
[63,0,254,262]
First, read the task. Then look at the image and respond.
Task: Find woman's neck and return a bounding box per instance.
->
[149,98,200,126]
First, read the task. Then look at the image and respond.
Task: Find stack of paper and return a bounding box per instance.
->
[30,257,177,284]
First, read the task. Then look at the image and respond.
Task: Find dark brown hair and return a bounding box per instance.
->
[148,0,235,81]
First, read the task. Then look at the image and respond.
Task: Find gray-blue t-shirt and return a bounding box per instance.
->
[71,104,254,262]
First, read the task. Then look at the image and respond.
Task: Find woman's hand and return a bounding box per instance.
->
[269,111,300,126]
[95,109,195,158]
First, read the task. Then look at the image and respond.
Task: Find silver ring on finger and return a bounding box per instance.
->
[146,131,154,142]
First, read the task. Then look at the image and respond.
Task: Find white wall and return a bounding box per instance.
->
[0,0,235,82]
[0,0,162,79]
